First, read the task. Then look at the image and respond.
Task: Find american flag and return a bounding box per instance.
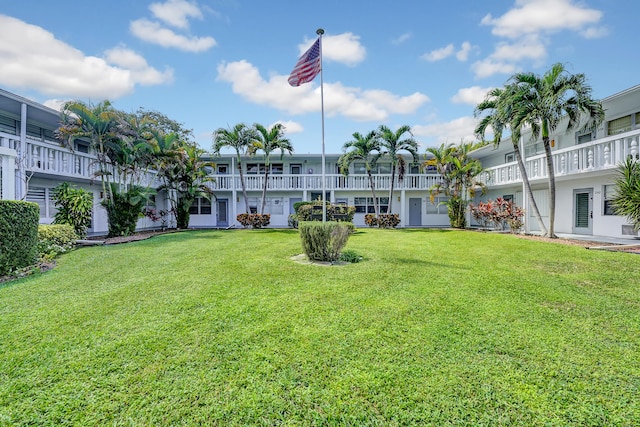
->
[288,37,321,87]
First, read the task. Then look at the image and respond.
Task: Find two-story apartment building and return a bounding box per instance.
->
[1,85,639,239]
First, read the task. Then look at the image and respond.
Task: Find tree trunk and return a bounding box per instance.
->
[237,159,250,213]
[542,136,557,238]
[367,171,380,222]
[388,163,396,215]
[514,143,549,236]
[260,170,269,214]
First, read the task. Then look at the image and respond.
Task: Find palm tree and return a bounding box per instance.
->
[377,125,419,214]
[475,85,549,236]
[56,100,121,199]
[338,131,383,219]
[611,157,640,231]
[507,63,605,237]
[249,123,294,215]
[212,123,258,213]
[157,142,215,229]
[425,142,486,228]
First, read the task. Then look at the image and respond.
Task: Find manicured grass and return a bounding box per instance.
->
[1,229,639,426]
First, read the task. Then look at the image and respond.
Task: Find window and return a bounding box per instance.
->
[503,194,514,202]
[576,130,594,144]
[378,163,391,174]
[26,186,57,218]
[426,196,447,215]
[246,163,263,174]
[189,197,211,215]
[290,164,302,174]
[603,185,616,216]
[354,197,389,214]
[75,141,90,153]
[310,191,330,202]
[353,162,367,174]
[267,197,283,215]
[0,114,18,135]
[607,114,634,135]
[335,198,348,205]
[410,163,421,174]
[26,124,42,139]
[217,164,228,174]
[505,152,516,163]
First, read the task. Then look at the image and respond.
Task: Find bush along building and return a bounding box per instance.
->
[0,86,639,240]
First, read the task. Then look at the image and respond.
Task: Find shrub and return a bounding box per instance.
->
[377,213,401,228]
[339,249,362,263]
[51,182,93,238]
[0,200,39,275]
[237,213,271,228]
[470,198,525,233]
[102,185,151,237]
[297,201,356,223]
[299,221,352,262]
[288,214,299,229]
[38,224,77,260]
[364,214,378,227]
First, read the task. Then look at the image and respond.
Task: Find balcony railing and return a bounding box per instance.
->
[479,129,640,186]
[209,173,441,192]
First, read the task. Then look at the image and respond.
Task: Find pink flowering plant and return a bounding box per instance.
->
[470,198,524,233]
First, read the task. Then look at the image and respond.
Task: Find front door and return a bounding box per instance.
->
[573,189,592,234]
[409,198,422,226]
[216,199,228,227]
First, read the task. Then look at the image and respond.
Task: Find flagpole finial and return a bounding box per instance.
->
[316,28,324,35]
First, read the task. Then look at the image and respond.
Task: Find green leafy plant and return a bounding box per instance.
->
[339,249,362,263]
[37,224,77,260]
[102,184,153,237]
[298,221,352,262]
[52,182,93,238]
[611,157,640,230]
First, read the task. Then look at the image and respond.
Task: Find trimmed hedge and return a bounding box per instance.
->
[237,213,271,228]
[299,221,352,262]
[0,200,39,275]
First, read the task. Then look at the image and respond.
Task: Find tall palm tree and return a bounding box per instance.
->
[475,85,549,236]
[378,125,419,214]
[56,100,121,199]
[338,131,383,219]
[212,123,258,213]
[508,63,605,237]
[250,123,294,214]
[425,142,486,228]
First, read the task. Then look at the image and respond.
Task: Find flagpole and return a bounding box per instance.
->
[317,28,327,223]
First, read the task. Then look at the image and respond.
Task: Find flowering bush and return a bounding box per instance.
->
[237,213,271,228]
[470,198,524,233]
[142,207,174,230]
[364,213,401,228]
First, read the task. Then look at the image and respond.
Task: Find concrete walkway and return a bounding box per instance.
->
[554,232,640,246]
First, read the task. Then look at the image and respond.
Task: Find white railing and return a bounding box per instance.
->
[209,173,441,192]
[479,129,640,186]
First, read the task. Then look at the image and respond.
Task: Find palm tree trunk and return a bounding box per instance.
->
[514,144,549,236]
[388,164,396,214]
[542,136,557,238]
[260,170,269,214]
[367,171,380,220]
[237,159,250,213]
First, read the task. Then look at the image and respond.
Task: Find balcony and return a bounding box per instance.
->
[479,129,640,187]
[209,173,441,192]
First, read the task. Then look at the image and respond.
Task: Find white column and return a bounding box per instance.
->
[400,190,406,227]
[16,103,28,200]
[0,145,17,200]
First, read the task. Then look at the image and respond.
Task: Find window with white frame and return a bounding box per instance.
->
[189,197,211,215]
[26,186,57,218]
[0,114,18,135]
[267,197,283,215]
[217,164,229,174]
[248,197,258,213]
[505,152,516,163]
[354,197,389,214]
[603,185,617,216]
[607,113,637,135]
[426,196,448,215]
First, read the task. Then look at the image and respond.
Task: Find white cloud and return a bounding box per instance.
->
[413,116,479,145]
[216,60,429,122]
[471,59,519,79]
[456,42,472,61]
[149,0,203,29]
[298,33,365,67]
[491,36,547,62]
[0,15,172,98]
[392,32,412,45]
[422,42,472,62]
[273,120,304,134]
[481,0,603,39]
[451,86,494,105]
[581,26,608,39]
[421,44,454,62]
[130,19,216,52]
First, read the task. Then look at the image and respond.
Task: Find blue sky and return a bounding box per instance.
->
[0,0,637,154]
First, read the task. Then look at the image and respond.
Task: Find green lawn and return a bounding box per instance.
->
[1,229,639,426]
